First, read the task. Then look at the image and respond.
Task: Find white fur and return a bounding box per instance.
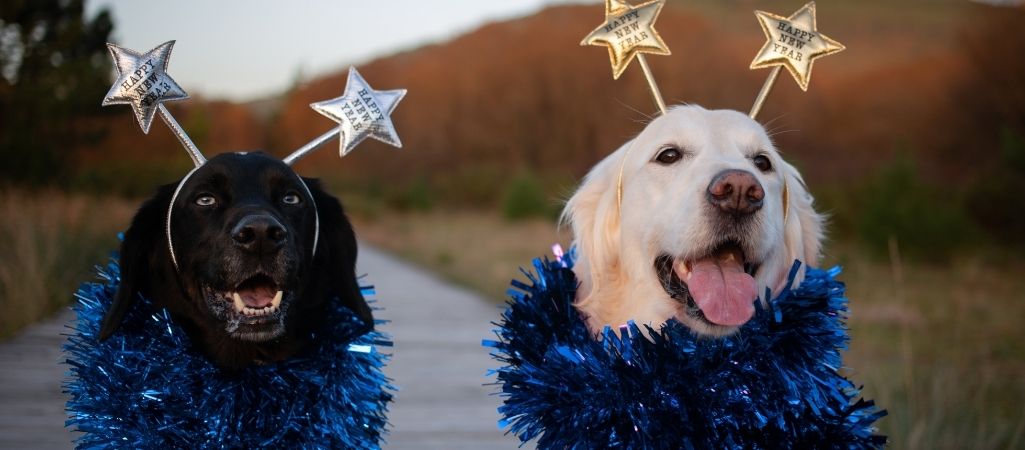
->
[563,105,823,336]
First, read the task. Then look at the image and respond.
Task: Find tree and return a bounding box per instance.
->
[0,0,114,186]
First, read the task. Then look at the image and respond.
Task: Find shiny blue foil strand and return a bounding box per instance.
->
[63,256,393,449]
[484,254,887,449]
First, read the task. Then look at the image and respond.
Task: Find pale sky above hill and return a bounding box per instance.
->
[86,0,588,101]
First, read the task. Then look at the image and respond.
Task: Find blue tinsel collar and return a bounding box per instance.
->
[485,255,886,449]
[63,258,392,449]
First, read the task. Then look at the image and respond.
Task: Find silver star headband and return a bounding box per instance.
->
[102,41,406,270]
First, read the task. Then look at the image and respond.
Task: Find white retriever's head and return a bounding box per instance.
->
[563,105,823,336]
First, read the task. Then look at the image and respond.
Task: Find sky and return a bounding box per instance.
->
[85,0,587,102]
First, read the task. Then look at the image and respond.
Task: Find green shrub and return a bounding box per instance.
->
[391,176,434,212]
[965,127,1025,249]
[854,153,977,262]
[501,172,551,221]
[433,164,509,207]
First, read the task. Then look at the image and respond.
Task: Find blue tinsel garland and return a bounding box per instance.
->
[484,254,887,449]
[63,257,393,449]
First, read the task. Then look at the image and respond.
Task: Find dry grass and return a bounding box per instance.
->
[837,240,1025,450]
[0,190,135,339]
[352,209,1025,450]
[353,211,569,301]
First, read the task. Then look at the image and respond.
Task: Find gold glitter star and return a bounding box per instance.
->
[581,0,671,80]
[750,1,844,91]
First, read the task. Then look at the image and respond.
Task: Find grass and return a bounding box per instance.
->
[836,239,1025,449]
[0,190,135,339]
[352,208,1025,450]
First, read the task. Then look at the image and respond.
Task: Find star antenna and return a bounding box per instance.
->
[102,41,205,167]
[581,0,671,115]
[747,1,845,119]
[283,67,406,165]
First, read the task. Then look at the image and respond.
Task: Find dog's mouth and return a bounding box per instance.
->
[230,274,283,317]
[203,273,292,341]
[655,240,760,329]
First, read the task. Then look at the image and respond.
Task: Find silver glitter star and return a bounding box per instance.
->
[102,41,189,133]
[310,67,406,157]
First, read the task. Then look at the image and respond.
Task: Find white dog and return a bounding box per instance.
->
[563,105,823,336]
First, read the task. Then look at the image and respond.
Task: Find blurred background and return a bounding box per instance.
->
[1,0,1023,448]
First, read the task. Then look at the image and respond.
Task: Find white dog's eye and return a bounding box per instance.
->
[753,154,773,172]
[282,193,301,205]
[654,147,683,165]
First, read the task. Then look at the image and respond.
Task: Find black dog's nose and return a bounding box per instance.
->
[231,214,287,254]
[707,169,764,216]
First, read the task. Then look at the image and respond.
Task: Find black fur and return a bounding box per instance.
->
[99,152,372,370]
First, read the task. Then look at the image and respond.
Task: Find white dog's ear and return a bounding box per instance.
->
[779,160,824,269]
[562,145,626,307]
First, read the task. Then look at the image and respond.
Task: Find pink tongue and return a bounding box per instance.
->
[682,256,757,326]
[239,287,275,308]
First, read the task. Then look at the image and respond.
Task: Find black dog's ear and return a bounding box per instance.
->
[305,179,374,327]
[99,183,175,341]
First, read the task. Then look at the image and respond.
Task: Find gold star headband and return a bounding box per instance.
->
[102,40,406,270]
[580,1,844,222]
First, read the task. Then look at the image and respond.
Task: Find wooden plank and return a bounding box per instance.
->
[0,310,75,449]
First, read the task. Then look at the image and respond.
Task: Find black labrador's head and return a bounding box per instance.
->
[100,152,372,369]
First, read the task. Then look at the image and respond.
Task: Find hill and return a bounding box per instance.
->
[270,2,1022,197]
[70,2,1024,215]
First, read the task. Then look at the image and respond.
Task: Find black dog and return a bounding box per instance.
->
[99,152,373,370]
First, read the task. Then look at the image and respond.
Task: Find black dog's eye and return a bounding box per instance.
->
[753,154,773,172]
[655,147,683,165]
[195,195,217,207]
[282,193,301,205]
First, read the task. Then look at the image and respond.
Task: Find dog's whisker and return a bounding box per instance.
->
[760,112,790,128]
[671,99,693,109]
[615,98,657,123]
[767,128,800,138]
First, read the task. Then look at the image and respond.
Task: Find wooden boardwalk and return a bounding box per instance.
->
[0,246,529,449]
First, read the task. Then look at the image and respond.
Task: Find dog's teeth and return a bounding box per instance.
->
[232,293,245,312]
[675,260,692,280]
[272,291,283,308]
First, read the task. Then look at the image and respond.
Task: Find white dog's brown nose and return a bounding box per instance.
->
[707,169,764,215]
